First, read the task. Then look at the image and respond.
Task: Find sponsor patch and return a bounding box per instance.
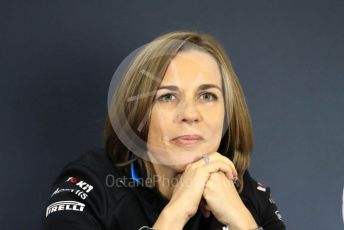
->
[66,177,93,193]
[257,182,266,192]
[51,187,88,200]
[46,200,85,217]
[275,210,283,220]
[269,196,276,204]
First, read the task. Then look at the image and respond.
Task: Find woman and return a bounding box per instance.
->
[42,31,286,230]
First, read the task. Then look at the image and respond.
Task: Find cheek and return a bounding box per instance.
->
[147,107,172,144]
[204,105,225,130]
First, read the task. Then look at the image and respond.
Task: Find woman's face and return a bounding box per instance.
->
[147,49,225,172]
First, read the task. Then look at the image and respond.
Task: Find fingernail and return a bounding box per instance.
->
[233,180,238,187]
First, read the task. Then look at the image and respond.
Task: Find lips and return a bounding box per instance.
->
[171,135,204,146]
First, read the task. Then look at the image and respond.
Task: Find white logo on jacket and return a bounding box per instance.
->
[46,200,85,217]
[66,176,94,193]
[51,187,88,200]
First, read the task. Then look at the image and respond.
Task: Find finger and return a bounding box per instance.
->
[204,210,211,218]
[199,204,207,217]
[202,160,236,180]
[199,199,211,218]
[209,152,238,178]
[217,171,236,187]
[200,205,211,218]
[200,198,211,211]
[192,152,238,179]
[204,203,211,211]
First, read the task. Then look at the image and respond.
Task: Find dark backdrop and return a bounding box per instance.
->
[1,0,343,229]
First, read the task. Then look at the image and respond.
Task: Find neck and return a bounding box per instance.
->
[152,163,182,200]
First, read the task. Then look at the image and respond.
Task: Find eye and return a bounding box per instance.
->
[157,93,177,102]
[200,92,218,101]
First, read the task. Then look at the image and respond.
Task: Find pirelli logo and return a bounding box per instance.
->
[46,200,85,217]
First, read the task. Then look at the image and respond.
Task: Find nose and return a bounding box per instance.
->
[176,100,201,124]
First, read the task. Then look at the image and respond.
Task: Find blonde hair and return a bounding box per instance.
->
[104,30,253,193]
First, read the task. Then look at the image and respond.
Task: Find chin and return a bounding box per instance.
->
[171,164,188,173]
[169,156,200,173]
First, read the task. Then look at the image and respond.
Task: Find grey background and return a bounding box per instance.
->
[1,0,343,229]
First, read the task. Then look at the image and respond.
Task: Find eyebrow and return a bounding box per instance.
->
[158,84,222,92]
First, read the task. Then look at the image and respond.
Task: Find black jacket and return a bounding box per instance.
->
[41,148,286,230]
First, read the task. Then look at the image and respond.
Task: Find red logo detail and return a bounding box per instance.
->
[67,177,79,184]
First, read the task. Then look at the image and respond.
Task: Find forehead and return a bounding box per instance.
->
[161,49,222,87]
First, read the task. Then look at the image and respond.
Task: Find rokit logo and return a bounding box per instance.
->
[257,182,266,192]
[66,177,93,193]
[46,201,85,217]
[51,187,88,200]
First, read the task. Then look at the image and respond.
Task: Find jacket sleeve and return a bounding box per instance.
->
[257,184,286,230]
[41,163,108,230]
